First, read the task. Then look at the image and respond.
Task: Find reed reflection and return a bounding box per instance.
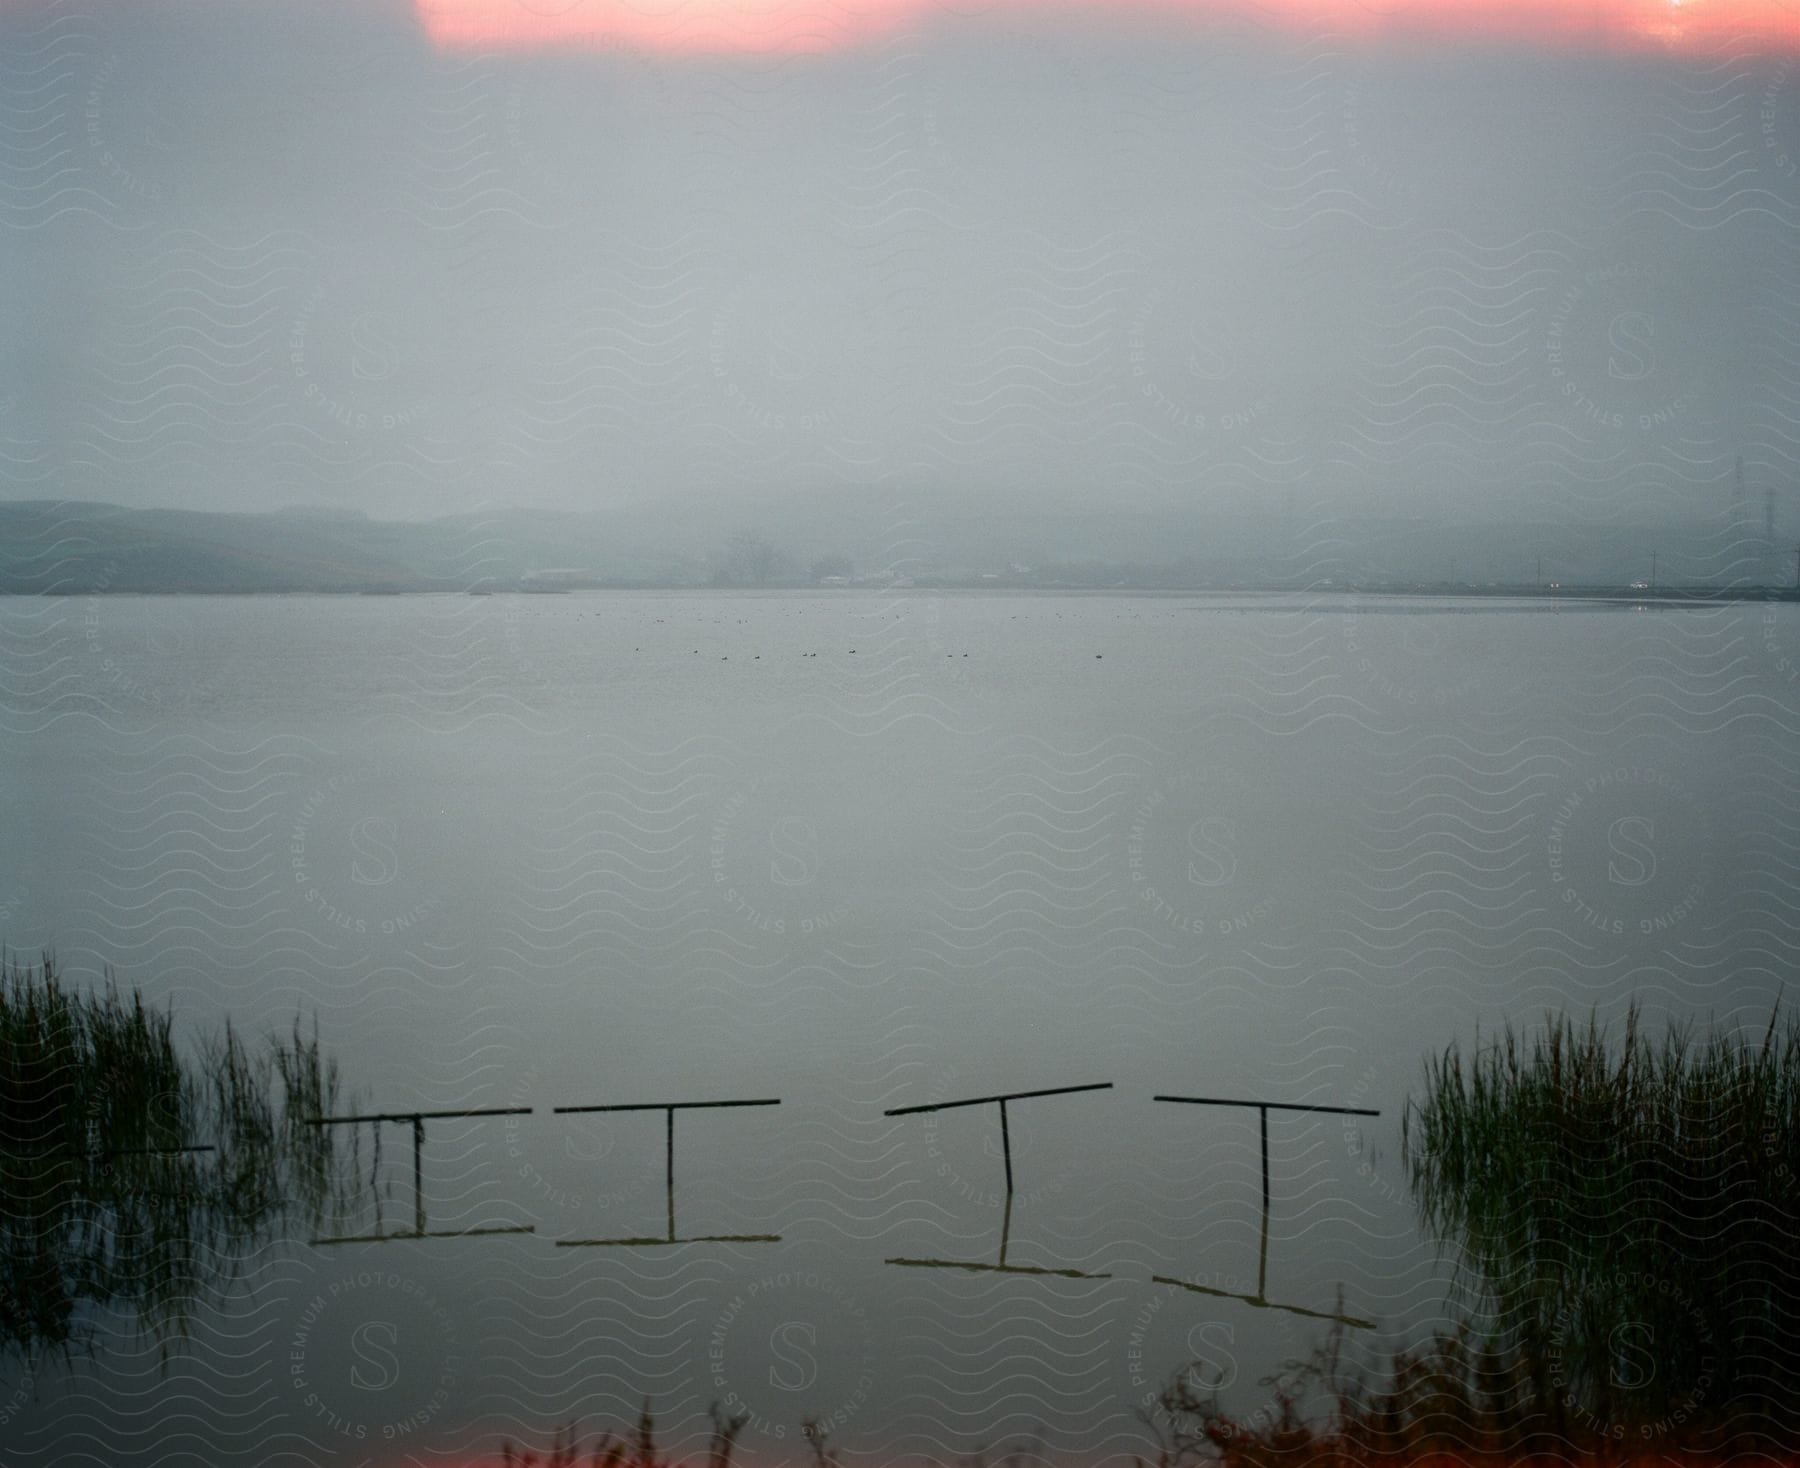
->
[0,949,365,1362]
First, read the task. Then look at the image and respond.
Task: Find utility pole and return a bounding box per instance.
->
[1651,550,1657,590]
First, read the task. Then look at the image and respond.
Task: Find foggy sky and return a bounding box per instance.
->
[2,0,1797,529]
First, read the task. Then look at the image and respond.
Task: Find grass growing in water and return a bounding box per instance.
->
[1147,1006,1800,1464]
[0,947,367,1362]
[1402,1004,1800,1446]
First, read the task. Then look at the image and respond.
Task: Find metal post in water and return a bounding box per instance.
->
[666,1107,676,1243]
[1153,1093,1381,1327]
[884,1082,1113,1278]
[550,1097,783,1248]
[1257,1104,1269,1301]
[999,1099,1013,1194]
[303,1106,535,1245]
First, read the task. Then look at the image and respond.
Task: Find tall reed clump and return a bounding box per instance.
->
[1145,1007,1800,1466]
[0,947,366,1362]
[1401,1003,1800,1451]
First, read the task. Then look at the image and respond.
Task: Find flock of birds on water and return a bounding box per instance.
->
[585,611,1108,659]
[631,650,1101,658]
[623,650,1100,658]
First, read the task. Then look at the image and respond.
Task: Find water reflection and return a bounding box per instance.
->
[0,949,364,1362]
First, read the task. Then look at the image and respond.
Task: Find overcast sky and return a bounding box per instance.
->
[2,0,1797,526]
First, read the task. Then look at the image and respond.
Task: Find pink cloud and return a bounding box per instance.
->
[413,0,1800,56]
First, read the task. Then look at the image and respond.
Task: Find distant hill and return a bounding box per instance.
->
[0,497,1783,594]
[0,501,694,593]
[0,501,418,593]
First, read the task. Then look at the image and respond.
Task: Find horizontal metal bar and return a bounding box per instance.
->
[304,1107,534,1126]
[554,1232,782,1248]
[1150,1274,1375,1329]
[552,1099,781,1114]
[2,1140,218,1155]
[886,1082,1114,1117]
[553,1235,669,1248]
[1153,1095,1380,1117]
[886,1257,1113,1280]
[104,1144,218,1156]
[683,1232,783,1243]
[311,1224,536,1245]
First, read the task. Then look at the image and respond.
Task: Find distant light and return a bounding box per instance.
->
[411,0,1800,57]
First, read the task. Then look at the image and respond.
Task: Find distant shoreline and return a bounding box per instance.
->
[12,582,1800,602]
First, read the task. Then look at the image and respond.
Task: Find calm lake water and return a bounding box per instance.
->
[1,590,1796,1467]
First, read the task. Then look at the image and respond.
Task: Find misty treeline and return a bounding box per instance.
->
[710,530,854,588]
[0,948,368,1361]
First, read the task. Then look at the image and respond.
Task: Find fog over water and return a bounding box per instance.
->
[1,591,1795,1466]
[1,0,1797,531]
[4,0,1800,1462]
